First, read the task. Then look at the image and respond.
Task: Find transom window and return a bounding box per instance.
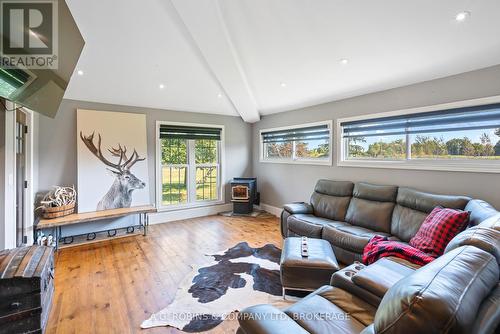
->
[260,121,332,165]
[338,99,500,172]
[157,123,223,209]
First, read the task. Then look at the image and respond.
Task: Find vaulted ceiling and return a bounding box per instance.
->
[64,0,500,123]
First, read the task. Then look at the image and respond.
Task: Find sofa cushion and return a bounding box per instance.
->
[287,214,340,238]
[310,180,353,221]
[465,199,499,226]
[390,187,470,242]
[353,182,398,202]
[322,224,391,253]
[284,286,373,332]
[314,179,354,197]
[390,205,429,242]
[345,198,395,233]
[310,192,352,222]
[351,258,416,298]
[471,283,500,334]
[445,225,500,264]
[409,207,470,257]
[374,246,499,334]
[395,187,470,213]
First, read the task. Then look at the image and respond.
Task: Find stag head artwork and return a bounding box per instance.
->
[80,132,146,211]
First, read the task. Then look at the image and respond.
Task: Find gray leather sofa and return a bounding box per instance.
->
[237,206,500,334]
[281,180,499,264]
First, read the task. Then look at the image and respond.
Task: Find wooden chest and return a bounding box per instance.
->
[0,246,55,334]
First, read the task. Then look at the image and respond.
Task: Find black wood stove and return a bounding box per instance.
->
[230,178,260,214]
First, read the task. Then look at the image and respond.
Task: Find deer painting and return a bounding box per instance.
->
[80,132,146,211]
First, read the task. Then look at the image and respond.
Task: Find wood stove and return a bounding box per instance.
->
[230,178,259,214]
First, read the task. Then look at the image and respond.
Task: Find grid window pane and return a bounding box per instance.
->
[195,139,217,164]
[346,135,406,160]
[161,138,188,164]
[162,166,188,205]
[196,167,218,201]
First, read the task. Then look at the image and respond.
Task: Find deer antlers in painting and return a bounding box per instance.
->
[80,132,146,210]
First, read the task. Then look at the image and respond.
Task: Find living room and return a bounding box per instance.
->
[1,1,499,333]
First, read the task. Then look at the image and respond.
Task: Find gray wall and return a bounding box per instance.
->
[252,65,500,209]
[37,99,252,202]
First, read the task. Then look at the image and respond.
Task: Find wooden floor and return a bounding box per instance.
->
[46,215,282,334]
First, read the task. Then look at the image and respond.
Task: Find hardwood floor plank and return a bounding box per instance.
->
[46,215,281,334]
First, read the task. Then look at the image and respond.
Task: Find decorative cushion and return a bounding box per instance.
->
[363,235,435,266]
[409,206,470,257]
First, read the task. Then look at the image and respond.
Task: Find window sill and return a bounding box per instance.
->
[157,200,225,212]
[337,159,500,173]
[259,159,332,166]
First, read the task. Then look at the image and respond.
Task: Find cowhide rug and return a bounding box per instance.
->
[141,242,283,332]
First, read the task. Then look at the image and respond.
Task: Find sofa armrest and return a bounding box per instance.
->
[280,203,314,238]
[238,304,310,334]
[351,258,415,298]
[283,202,313,215]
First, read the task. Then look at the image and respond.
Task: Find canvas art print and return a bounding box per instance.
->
[77,109,150,213]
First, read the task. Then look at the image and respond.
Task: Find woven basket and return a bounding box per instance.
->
[42,202,75,219]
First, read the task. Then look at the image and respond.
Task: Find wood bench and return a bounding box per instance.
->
[36,205,157,250]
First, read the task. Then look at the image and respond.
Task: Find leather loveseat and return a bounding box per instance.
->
[280,180,499,264]
[238,207,500,334]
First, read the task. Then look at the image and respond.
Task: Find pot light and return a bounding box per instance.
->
[217,93,223,98]
[159,84,165,89]
[77,70,84,76]
[340,58,349,65]
[455,11,470,22]
[280,82,287,88]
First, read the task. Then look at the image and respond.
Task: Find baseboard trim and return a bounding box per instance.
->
[149,203,232,225]
[259,203,282,217]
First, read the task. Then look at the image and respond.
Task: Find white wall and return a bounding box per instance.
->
[252,65,500,210]
[0,105,5,250]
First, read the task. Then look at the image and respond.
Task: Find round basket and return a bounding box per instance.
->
[42,202,75,219]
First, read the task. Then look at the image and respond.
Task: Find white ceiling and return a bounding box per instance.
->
[64,0,500,122]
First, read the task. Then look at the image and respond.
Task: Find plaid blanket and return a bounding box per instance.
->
[362,235,436,266]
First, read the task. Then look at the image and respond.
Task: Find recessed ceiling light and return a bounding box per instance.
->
[159,84,165,89]
[340,58,349,65]
[280,82,287,87]
[455,11,470,22]
[77,70,84,76]
[217,93,223,98]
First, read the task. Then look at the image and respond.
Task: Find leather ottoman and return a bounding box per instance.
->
[280,237,339,297]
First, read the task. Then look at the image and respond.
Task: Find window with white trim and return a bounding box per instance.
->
[339,101,500,172]
[158,123,222,208]
[260,121,332,165]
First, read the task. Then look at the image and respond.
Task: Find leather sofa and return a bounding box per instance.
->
[236,180,500,333]
[237,212,500,334]
[281,180,499,264]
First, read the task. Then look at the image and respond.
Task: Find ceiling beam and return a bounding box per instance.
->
[168,0,260,123]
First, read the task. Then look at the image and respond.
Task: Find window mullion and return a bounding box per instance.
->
[188,140,196,204]
[406,130,412,161]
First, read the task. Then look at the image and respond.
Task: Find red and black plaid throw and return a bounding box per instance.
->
[362,235,436,266]
[409,206,470,258]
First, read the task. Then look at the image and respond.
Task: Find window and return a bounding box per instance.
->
[338,99,500,172]
[260,121,332,165]
[0,68,32,99]
[157,123,223,209]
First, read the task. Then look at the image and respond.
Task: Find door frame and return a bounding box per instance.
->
[2,102,34,248]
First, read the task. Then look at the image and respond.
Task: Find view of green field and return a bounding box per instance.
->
[162,166,217,205]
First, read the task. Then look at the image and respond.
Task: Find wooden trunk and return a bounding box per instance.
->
[0,246,55,334]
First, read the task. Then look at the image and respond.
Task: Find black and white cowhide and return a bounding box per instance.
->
[141,242,282,332]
